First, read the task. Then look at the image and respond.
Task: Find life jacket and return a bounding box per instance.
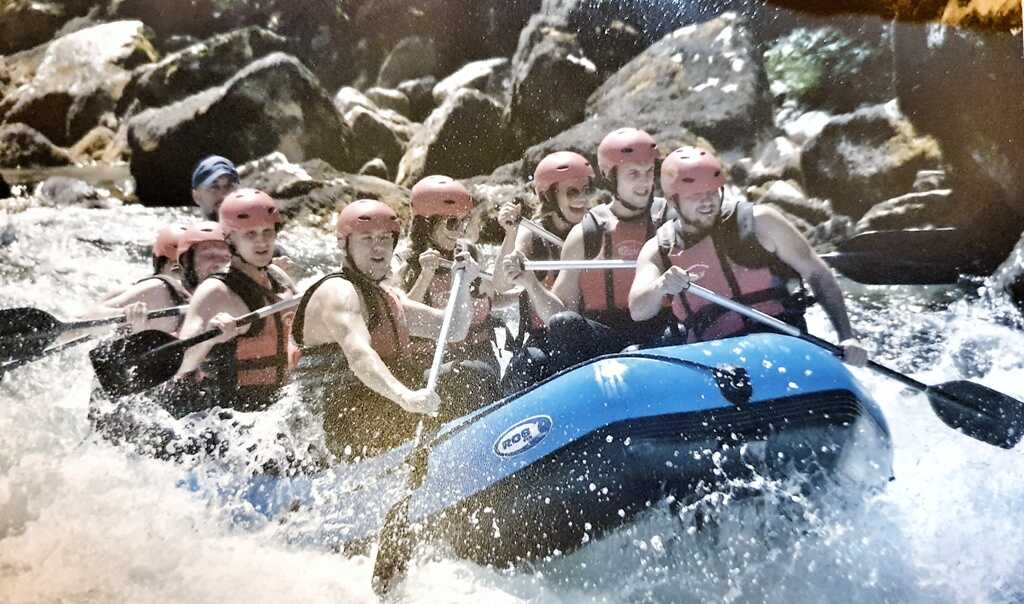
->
[657,200,809,343]
[512,217,564,349]
[414,265,495,355]
[201,268,294,411]
[133,274,189,332]
[292,270,417,458]
[578,198,668,332]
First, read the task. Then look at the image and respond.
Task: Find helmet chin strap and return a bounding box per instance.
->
[227,241,270,271]
[343,238,388,284]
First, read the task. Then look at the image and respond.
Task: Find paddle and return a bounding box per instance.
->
[524,259,637,272]
[821,228,1002,285]
[0,305,187,364]
[89,297,300,398]
[0,334,94,382]
[681,281,1024,449]
[437,257,493,281]
[372,266,465,594]
[521,217,565,248]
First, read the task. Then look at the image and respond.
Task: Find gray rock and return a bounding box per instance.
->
[0,0,93,55]
[396,88,509,187]
[801,101,942,219]
[747,179,832,225]
[895,22,1024,248]
[855,189,955,233]
[912,169,947,193]
[506,17,600,152]
[432,57,509,105]
[586,13,772,153]
[397,76,438,122]
[238,152,409,222]
[781,110,831,146]
[344,106,405,179]
[746,136,802,185]
[365,87,411,117]
[763,25,893,113]
[128,53,357,207]
[0,21,158,146]
[119,27,288,117]
[359,158,389,179]
[377,36,438,88]
[34,176,114,208]
[0,123,71,168]
[333,87,379,115]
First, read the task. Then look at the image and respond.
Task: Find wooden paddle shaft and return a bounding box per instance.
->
[159,297,301,353]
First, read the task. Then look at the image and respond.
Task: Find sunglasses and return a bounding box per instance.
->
[437,216,471,232]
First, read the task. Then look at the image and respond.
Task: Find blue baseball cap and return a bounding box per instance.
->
[191,155,239,189]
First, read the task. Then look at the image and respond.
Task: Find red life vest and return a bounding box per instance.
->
[577,200,669,332]
[203,269,294,411]
[657,201,804,343]
[418,268,493,351]
[520,222,563,337]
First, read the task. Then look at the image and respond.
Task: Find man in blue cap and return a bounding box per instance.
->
[191,155,240,220]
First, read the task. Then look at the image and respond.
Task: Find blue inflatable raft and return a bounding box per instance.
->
[244,333,892,565]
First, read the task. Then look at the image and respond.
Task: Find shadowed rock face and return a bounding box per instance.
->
[128,52,356,207]
[763,0,1021,29]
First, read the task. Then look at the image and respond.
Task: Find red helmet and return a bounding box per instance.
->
[152,224,187,262]
[177,221,227,258]
[661,146,726,199]
[533,151,595,198]
[411,175,473,217]
[218,188,282,232]
[597,128,658,177]
[336,199,401,238]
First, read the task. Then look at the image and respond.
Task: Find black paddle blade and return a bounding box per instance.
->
[372,495,416,595]
[927,380,1024,449]
[89,330,181,398]
[0,307,61,362]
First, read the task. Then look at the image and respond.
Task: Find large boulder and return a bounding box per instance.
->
[396,89,509,187]
[802,102,942,219]
[238,152,410,224]
[432,57,509,105]
[0,0,94,55]
[128,53,357,207]
[894,22,1024,245]
[118,26,287,116]
[761,0,1021,29]
[365,87,411,117]
[586,13,772,154]
[397,76,438,122]
[377,36,439,88]
[506,16,601,152]
[763,25,894,113]
[343,107,407,180]
[855,189,955,232]
[0,21,158,146]
[107,0,219,40]
[0,123,71,168]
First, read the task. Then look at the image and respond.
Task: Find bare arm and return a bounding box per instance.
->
[754,206,855,341]
[629,238,671,321]
[320,280,418,405]
[175,280,246,376]
[491,202,529,294]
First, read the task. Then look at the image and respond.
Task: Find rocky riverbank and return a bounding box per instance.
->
[0,0,1021,290]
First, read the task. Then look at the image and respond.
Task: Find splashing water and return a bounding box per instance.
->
[2,205,1024,603]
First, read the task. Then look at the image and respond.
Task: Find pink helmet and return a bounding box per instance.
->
[597,128,658,177]
[218,188,282,232]
[177,221,227,258]
[336,199,401,238]
[660,146,726,199]
[411,175,473,217]
[152,224,187,262]
[533,151,595,197]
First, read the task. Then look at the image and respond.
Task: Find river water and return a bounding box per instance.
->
[1,204,1023,603]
